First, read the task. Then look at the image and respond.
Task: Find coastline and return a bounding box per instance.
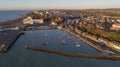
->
[63,28,115,54]
[0,18,23,25]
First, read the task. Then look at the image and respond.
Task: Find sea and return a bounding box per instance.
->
[0,10,31,22]
[0,10,120,67]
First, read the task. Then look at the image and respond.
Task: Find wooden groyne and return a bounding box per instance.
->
[25,46,120,60]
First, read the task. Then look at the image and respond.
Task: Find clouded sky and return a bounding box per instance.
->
[0,0,120,10]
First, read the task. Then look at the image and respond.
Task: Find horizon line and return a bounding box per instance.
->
[0,7,120,11]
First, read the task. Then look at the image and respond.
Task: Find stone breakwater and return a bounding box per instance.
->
[25,46,120,60]
[0,31,23,53]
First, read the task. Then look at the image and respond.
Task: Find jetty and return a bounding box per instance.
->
[0,30,23,53]
[25,46,120,60]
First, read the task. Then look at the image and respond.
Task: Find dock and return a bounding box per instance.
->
[0,30,23,53]
[25,46,120,60]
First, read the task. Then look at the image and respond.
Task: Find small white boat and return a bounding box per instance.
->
[45,33,48,36]
[76,45,80,47]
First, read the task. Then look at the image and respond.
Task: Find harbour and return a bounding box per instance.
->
[0,29,119,67]
[0,10,120,67]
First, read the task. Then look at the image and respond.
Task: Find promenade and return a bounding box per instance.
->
[64,27,115,54]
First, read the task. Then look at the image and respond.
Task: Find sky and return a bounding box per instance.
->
[0,0,120,10]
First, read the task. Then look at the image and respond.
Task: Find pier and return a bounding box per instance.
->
[0,30,23,53]
[25,46,120,60]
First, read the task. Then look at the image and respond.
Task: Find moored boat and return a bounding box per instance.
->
[44,42,48,45]
[45,33,48,36]
[61,40,66,45]
[76,44,80,47]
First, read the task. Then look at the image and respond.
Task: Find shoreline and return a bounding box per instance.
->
[0,17,118,55]
[63,28,115,54]
[0,18,23,25]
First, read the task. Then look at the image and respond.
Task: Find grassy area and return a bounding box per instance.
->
[79,25,120,42]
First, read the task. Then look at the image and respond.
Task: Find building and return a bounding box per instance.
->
[111,23,120,31]
[51,22,57,25]
[117,19,120,23]
[23,16,33,25]
[33,10,40,14]
[0,25,19,30]
[33,19,44,24]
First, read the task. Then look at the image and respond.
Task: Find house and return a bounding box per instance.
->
[23,16,33,25]
[33,19,44,24]
[117,19,120,23]
[33,10,40,14]
[111,23,120,31]
[51,22,57,25]
[45,11,49,14]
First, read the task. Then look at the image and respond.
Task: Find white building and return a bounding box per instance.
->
[40,12,44,16]
[111,23,120,31]
[33,10,40,14]
[33,19,44,24]
[23,16,33,25]
[45,11,49,14]
[117,19,120,23]
[51,22,57,25]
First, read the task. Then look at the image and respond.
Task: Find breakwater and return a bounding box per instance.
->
[0,31,23,53]
[25,46,120,60]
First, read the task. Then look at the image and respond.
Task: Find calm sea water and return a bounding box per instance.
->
[0,10,31,22]
[0,11,120,67]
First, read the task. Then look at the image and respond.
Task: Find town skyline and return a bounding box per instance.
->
[0,0,120,10]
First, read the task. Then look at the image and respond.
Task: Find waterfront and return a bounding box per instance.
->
[0,10,120,67]
[0,30,120,67]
